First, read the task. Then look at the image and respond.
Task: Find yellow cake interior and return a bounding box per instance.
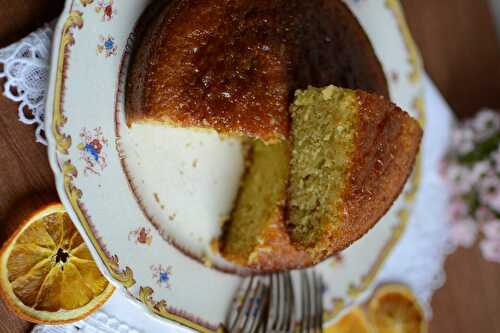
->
[222,140,289,264]
[288,86,359,249]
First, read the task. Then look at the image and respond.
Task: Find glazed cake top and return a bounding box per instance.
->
[126,0,388,141]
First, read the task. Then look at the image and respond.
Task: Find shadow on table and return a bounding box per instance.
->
[1,191,59,246]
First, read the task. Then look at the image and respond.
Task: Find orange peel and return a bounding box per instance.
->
[0,203,114,324]
[326,306,373,333]
[368,284,427,333]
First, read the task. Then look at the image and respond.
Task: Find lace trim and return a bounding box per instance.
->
[0,24,53,144]
[31,311,141,333]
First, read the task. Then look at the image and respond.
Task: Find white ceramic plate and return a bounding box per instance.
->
[46,0,425,331]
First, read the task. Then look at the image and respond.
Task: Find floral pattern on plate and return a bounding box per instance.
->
[97,34,117,57]
[129,227,153,245]
[95,0,117,21]
[77,127,108,176]
[151,264,173,289]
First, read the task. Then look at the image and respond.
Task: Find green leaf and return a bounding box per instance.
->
[458,132,500,165]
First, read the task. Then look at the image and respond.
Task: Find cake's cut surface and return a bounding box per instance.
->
[126,0,388,142]
[288,86,358,249]
[220,86,422,271]
[288,86,423,259]
[221,141,313,270]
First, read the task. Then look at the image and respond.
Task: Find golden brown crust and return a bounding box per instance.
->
[319,92,423,257]
[246,210,314,272]
[126,0,177,127]
[248,93,422,269]
[221,209,315,272]
[126,0,388,141]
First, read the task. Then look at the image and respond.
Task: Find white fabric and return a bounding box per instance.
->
[31,306,141,333]
[378,76,455,316]
[0,27,454,331]
[0,24,52,144]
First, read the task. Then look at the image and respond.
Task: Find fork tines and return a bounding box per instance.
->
[227,270,323,333]
[266,272,294,333]
[299,270,323,333]
[228,276,270,333]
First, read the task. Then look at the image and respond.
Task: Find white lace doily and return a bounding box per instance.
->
[378,76,455,316]
[0,24,53,144]
[32,310,141,333]
[0,25,455,331]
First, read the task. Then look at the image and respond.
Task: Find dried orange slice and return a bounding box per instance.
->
[368,284,427,333]
[0,203,114,324]
[326,306,373,333]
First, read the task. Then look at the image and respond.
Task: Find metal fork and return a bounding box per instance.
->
[299,270,323,333]
[265,272,295,333]
[227,270,323,333]
[227,272,294,333]
[227,276,270,333]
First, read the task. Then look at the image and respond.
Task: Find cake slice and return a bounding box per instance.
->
[221,86,422,271]
[287,85,422,259]
[221,141,313,271]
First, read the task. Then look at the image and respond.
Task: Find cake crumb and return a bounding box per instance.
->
[202,254,213,268]
[321,85,335,100]
[248,252,259,264]
[210,238,220,254]
[192,159,198,168]
[219,214,230,227]
[169,213,177,221]
[153,193,160,203]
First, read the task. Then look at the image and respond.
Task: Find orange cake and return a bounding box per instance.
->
[125,0,422,271]
[287,86,422,259]
[221,86,422,271]
[126,0,388,142]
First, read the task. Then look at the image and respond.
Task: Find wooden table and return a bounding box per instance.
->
[0,0,499,332]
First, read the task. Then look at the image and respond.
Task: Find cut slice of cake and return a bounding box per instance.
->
[221,85,422,271]
[287,85,423,259]
[221,140,314,271]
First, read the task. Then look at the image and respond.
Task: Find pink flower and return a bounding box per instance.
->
[472,109,500,141]
[479,176,500,211]
[439,160,448,178]
[475,206,496,223]
[449,219,478,248]
[480,239,500,263]
[470,160,492,183]
[492,147,500,173]
[448,198,469,221]
[446,164,474,194]
[482,221,500,240]
[452,127,475,155]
